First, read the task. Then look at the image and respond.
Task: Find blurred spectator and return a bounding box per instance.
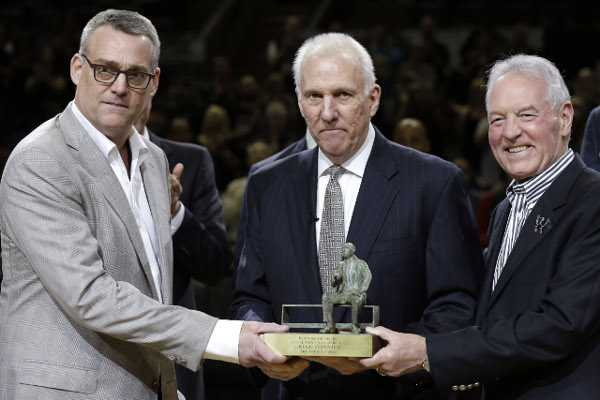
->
[166,117,195,143]
[232,75,263,139]
[222,140,273,252]
[259,100,297,151]
[418,14,450,82]
[266,15,305,77]
[393,118,430,153]
[198,105,242,191]
[581,105,600,172]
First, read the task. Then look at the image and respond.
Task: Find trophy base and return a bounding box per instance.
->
[263,332,380,357]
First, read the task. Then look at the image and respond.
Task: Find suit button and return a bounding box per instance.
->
[474,382,480,387]
[467,384,473,389]
[152,381,160,393]
[459,385,467,391]
[452,386,459,391]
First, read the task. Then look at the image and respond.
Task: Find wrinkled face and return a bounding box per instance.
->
[297,55,380,165]
[71,26,160,143]
[487,74,573,183]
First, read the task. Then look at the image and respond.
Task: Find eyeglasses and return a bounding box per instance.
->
[80,54,155,90]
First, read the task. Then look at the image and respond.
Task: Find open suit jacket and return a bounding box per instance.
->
[0,103,218,400]
[231,128,484,399]
[427,155,600,399]
[149,132,231,400]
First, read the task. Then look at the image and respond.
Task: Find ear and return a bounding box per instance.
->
[558,101,574,139]
[70,54,83,86]
[148,67,160,97]
[296,88,305,118]
[368,84,382,118]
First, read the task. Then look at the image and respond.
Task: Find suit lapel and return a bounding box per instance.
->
[59,105,160,300]
[286,149,323,306]
[342,129,398,324]
[485,155,585,312]
[140,152,172,304]
[476,200,510,318]
[347,129,399,260]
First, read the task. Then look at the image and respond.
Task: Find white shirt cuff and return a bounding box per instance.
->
[170,202,185,235]
[203,319,243,364]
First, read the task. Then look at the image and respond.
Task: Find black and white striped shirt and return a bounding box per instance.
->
[492,149,574,291]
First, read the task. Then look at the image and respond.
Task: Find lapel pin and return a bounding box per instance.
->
[534,215,550,234]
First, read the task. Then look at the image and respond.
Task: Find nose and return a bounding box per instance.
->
[320,96,338,123]
[504,115,522,140]
[110,72,129,96]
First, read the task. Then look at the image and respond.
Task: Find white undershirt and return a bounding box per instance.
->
[316,123,375,246]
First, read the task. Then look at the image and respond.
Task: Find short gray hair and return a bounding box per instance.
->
[293,32,376,97]
[486,54,570,110]
[79,9,161,69]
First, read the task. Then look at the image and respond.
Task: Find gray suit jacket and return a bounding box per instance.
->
[0,103,218,399]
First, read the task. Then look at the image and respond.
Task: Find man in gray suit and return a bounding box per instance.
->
[0,9,289,400]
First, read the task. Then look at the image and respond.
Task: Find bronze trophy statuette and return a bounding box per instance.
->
[263,243,380,357]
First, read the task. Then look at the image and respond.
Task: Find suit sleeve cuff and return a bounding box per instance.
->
[203,319,244,364]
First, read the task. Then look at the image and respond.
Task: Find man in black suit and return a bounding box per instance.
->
[134,97,231,400]
[362,54,600,399]
[231,32,483,399]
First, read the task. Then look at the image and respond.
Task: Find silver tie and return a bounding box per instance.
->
[318,165,345,293]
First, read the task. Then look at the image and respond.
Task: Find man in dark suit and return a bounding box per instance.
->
[362,54,600,399]
[233,131,314,275]
[134,97,231,400]
[231,32,483,399]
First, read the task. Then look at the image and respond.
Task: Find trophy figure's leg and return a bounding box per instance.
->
[350,296,361,334]
[320,293,336,333]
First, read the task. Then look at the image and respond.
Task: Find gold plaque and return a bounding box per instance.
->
[263,332,380,357]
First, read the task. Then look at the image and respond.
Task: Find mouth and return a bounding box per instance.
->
[103,101,128,109]
[507,145,530,153]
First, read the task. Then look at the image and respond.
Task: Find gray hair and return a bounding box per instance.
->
[79,9,161,69]
[486,54,570,110]
[293,32,376,97]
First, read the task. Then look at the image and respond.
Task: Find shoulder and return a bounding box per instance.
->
[376,134,462,181]
[250,138,306,175]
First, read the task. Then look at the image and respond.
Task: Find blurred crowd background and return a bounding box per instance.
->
[2,0,600,398]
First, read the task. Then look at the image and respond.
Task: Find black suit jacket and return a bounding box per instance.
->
[427,155,600,399]
[231,128,484,399]
[149,132,231,400]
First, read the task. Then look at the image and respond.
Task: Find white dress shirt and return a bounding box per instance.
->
[73,105,242,363]
[316,123,375,245]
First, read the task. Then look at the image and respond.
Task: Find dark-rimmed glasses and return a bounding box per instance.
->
[80,54,155,90]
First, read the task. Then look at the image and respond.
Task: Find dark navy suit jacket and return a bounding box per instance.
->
[149,132,231,400]
[428,155,600,399]
[231,128,484,399]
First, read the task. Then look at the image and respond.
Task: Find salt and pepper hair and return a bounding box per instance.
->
[79,9,161,69]
[486,54,571,110]
[293,32,376,97]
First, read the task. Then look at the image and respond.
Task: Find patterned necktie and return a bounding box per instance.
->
[492,186,528,291]
[319,165,345,293]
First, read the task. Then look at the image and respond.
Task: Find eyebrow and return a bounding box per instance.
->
[92,58,150,73]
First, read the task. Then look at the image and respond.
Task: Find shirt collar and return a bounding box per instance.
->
[72,102,149,162]
[506,148,574,207]
[317,123,375,178]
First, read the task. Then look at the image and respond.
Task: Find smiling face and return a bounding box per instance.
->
[297,55,380,165]
[71,26,160,145]
[487,74,573,183]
